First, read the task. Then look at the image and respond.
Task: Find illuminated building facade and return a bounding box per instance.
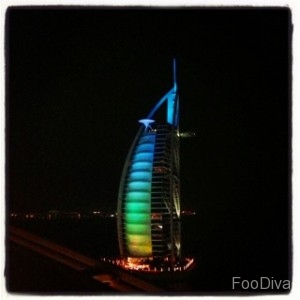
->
[117,60,182,270]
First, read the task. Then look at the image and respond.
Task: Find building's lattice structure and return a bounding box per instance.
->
[117,60,181,269]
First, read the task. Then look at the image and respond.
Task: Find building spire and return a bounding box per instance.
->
[173,58,177,92]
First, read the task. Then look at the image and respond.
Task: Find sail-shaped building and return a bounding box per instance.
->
[116,60,192,272]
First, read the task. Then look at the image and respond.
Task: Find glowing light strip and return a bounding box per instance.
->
[124,133,155,257]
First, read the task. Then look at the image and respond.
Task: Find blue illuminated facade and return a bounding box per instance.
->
[117,60,181,266]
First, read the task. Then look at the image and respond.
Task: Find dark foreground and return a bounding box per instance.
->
[7,226,165,293]
[7,242,113,294]
[7,216,291,294]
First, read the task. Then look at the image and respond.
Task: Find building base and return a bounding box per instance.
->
[99,256,196,279]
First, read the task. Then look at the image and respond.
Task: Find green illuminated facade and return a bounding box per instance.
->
[117,61,181,265]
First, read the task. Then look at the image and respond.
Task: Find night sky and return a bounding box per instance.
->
[7,7,291,289]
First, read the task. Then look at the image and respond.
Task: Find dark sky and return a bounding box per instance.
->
[7,8,290,216]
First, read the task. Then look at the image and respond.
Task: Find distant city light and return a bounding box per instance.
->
[9,210,118,220]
